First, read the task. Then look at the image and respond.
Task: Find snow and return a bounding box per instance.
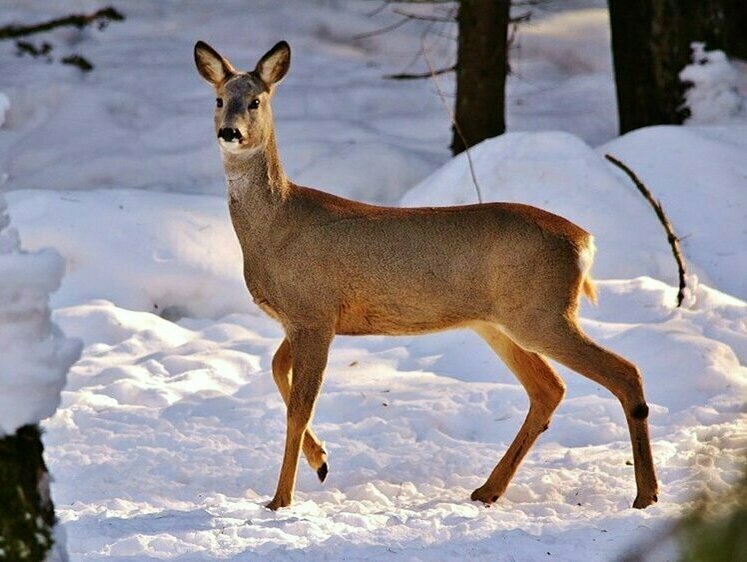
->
[1,0,746,560]
[0,192,81,436]
[507,7,617,146]
[47,513,70,562]
[39,279,746,560]
[0,92,9,128]
[600,126,747,299]
[5,189,247,319]
[680,43,743,125]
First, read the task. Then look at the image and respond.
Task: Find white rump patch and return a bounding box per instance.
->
[577,236,596,276]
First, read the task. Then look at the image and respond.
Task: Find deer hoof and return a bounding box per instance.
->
[317,462,328,483]
[470,486,501,506]
[265,495,292,511]
[632,492,658,509]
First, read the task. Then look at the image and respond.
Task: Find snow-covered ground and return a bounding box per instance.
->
[1,1,745,560]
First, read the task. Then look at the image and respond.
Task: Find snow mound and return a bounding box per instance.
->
[680,43,743,124]
[402,128,747,300]
[600,125,747,299]
[6,189,249,319]
[0,193,81,435]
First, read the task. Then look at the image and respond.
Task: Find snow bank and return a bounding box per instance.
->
[402,128,747,300]
[680,43,743,124]
[5,189,249,319]
[0,193,81,435]
[600,125,747,299]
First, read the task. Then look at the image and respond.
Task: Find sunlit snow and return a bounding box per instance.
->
[1,1,745,560]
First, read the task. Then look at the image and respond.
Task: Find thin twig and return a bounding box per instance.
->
[511,12,533,24]
[365,1,389,17]
[353,17,410,40]
[384,64,455,80]
[422,44,483,204]
[605,154,688,307]
[393,6,529,25]
[391,8,455,22]
[393,18,440,75]
[383,0,455,3]
[428,29,457,41]
[0,7,124,41]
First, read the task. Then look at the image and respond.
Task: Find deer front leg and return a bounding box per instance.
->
[271,338,329,481]
[267,328,332,511]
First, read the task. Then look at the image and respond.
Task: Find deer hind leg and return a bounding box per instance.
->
[271,338,329,483]
[528,318,659,509]
[267,328,332,510]
[471,323,566,506]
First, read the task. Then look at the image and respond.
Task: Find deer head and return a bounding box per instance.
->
[194,40,290,154]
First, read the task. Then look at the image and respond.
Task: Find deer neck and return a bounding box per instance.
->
[221,129,289,207]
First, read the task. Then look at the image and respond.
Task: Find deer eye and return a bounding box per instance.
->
[216,98,223,108]
[248,99,260,110]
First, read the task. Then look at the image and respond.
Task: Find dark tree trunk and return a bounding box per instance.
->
[722,0,747,60]
[0,425,57,560]
[451,0,510,155]
[608,0,742,134]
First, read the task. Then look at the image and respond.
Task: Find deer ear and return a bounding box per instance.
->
[255,41,291,87]
[194,41,235,87]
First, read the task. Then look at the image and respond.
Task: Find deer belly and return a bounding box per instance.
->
[335,297,471,336]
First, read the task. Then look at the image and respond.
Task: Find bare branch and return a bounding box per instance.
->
[352,17,410,40]
[365,1,390,17]
[383,0,455,3]
[391,8,455,22]
[422,44,483,204]
[61,54,93,72]
[384,64,455,80]
[15,41,53,59]
[0,7,124,41]
[512,0,552,6]
[605,154,688,307]
[365,2,529,44]
[511,11,533,25]
[391,7,529,25]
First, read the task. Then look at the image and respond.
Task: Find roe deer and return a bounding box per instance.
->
[194,40,659,511]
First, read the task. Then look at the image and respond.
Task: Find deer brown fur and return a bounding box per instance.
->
[194,40,659,511]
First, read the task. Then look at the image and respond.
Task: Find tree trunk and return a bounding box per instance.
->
[451,0,510,155]
[0,425,57,560]
[722,0,747,60]
[608,0,742,134]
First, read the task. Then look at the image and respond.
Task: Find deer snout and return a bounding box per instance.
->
[218,127,243,142]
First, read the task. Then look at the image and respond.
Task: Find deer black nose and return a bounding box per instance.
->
[218,127,242,142]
